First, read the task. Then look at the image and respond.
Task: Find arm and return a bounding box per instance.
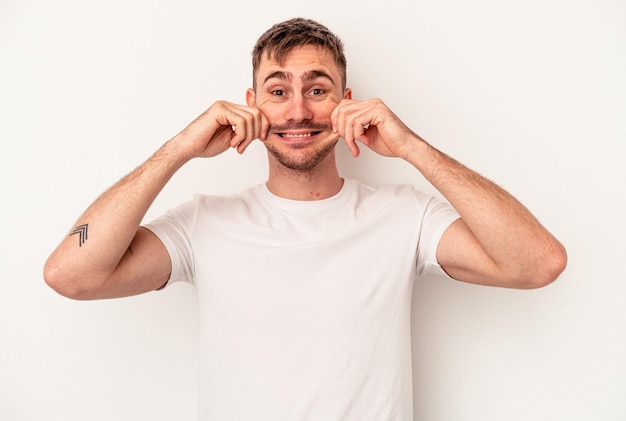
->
[331,98,567,289]
[44,101,268,299]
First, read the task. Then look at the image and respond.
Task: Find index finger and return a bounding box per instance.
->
[236,106,270,154]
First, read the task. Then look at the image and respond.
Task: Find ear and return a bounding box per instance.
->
[246,88,256,106]
[344,88,352,100]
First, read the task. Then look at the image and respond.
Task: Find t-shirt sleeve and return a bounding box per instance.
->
[414,192,460,279]
[143,200,197,288]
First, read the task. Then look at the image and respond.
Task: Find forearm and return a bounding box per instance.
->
[405,135,566,285]
[330,97,565,286]
[44,138,189,294]
[44,101,267,298]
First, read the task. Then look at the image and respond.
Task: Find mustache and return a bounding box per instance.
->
[269,121,332,133]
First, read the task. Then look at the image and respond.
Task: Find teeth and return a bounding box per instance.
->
[282,133,313,138]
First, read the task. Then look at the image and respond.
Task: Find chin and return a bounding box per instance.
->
[266,138,338,171]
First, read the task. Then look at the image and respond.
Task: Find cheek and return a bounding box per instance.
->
[317,102,339,120]
[254,97,278,114]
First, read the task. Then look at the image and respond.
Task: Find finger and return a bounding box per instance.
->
[236,108,262,154]
[239,107,255,147]
[230,119,246,149]
[229,106,256,147]
[258,110,270,141]
[331,104,360,157]
[333,101,355,146]
[236,123,257,154]
[236,106,267,154]
[343,136,360,158]
[353,120,368,141]
[236,136,253,154]
[330,102,341,135]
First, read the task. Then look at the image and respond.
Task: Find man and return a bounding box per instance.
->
[44,18,566,420]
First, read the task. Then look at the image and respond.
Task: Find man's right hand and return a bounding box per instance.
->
[44,100,269,300]
[173,101,270,160]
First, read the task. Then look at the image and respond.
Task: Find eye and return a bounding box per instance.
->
[271,89,285,97]
[311,88,324,96]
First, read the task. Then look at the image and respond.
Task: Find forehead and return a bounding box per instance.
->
[257,45,341,85]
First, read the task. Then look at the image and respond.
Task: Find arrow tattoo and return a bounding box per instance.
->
[71,224,89,247]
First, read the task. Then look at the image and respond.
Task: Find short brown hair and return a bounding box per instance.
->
[251,18,347,90]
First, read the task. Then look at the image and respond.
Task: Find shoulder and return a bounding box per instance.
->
[182,184,266,213]
[348,179,432,209]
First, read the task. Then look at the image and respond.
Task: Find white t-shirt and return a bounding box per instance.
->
[145,179,459,421]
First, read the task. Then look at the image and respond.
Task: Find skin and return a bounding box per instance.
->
[247,45,351,200]
[44,44,567,300]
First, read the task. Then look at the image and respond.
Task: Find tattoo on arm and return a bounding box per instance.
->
[70,224,88,247]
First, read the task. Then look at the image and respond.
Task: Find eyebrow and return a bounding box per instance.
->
[262,69,335,86]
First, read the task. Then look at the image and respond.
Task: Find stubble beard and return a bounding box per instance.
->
[265,121,338,172]
[265,137,338,171]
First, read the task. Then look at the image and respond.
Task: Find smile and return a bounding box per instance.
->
[270,122,331,138]
[278,132,321,138]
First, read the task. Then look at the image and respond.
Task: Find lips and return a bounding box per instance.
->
[270,122,331,139]
[278,131,321,138]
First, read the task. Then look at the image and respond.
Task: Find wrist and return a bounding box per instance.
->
[399,132,430,163]
[152,136,194,172]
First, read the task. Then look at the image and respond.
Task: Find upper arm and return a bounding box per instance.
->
[99,227,172,299]
[435,218,504,287]
[436,217,566,289]
[45,227,171,300]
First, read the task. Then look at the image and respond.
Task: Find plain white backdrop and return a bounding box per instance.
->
[1,0,624,419]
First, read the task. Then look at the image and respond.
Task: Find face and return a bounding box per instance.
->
[247,44,351,171]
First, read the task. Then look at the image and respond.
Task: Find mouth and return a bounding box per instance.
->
[277,131,322,139]
[270,122,331,140]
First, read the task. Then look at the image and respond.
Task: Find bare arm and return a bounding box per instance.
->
[44,101,268,299]
[332,98,567,289]
[407,142,567,288]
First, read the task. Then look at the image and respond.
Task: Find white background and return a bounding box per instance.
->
[1,0,625,419]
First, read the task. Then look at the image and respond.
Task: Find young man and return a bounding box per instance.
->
[45,18,566,420]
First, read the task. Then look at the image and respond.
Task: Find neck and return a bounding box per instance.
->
[266,151,344,201]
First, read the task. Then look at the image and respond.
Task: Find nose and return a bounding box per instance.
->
[284,93,314,122]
